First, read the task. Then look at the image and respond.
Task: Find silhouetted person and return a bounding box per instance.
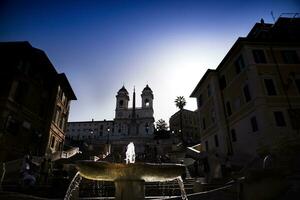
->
[20,154,36,188]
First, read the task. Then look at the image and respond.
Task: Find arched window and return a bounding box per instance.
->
[145,99,150,107]
[119,100,124,107]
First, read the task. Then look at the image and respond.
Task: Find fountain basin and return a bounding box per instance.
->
[76,160,185,182]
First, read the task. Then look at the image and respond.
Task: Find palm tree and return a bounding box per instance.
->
[174,96,186,144]
[175,96,186,110]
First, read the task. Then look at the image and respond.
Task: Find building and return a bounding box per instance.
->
[66,85,155,155]
[0,41,76,162]
[190,17,300,175]
[169,109,200,144]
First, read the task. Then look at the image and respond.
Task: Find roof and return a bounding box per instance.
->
[0,41,58,75]
[170,108,197,120]
[0,41,77,101]
[142,84,152,92]
[190,69,216,97]
[118,86,129,94]
[67,119,114,124]
[58,73,77,100]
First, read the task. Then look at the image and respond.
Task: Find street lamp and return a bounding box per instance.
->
[90,129,94,140]
[106,128,110,144]
[104,127,111,156]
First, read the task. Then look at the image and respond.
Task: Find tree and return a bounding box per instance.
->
[174,96,186,144]
[154,119,170,139]
[155,119,168,131]
[175,96,186,110]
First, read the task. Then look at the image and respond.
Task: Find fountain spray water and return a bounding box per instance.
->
[125,142,135,164]
[177,176,188,200]
[64,171,82,200]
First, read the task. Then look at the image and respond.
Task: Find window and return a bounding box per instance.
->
[119,100,124,107]
[60,115,66,130]
[226,101,232,116]
[214,135,219,147]
[250,116,258,132]
[274,111,286,127]
[202,118,206,130]
[198,95,203,107]
[231,129,237,142]
[243,84,251,102]
[54,107,61,124]
[205,141,209,151]
[253,49,266,63]
[57,86,62,99]
[281,50,299,64]
[235,55,245,74]
[211,109,216,123]
[264,79,277,95]
[207,84,211,97]
[219,75,227,90]
[58,142,63,151]
[295,79,300,94]
[145,99,150,107]
[61,93,66,105]
[50,136,55,148]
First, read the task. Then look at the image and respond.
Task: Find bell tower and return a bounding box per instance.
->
[115,86,129,118]
[141,84,153,108]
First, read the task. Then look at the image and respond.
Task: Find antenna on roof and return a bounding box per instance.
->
[271,11,275,22]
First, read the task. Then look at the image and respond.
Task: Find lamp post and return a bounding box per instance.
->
[106,128,110,144]
[105,127,111,156]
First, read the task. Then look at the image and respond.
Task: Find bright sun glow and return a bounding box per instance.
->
[130,35,228,121]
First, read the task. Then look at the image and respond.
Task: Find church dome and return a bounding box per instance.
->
[118,86,128,94]
[142,84,152,93]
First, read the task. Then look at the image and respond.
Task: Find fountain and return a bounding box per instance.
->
[68,142,187,200]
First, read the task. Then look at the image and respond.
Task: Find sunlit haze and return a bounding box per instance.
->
[1,0,299,123]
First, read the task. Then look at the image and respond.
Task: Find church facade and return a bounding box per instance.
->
[115,85,154,136]
[65,85,155,154]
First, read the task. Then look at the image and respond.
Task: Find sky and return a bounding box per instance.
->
[1,0,299,123]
